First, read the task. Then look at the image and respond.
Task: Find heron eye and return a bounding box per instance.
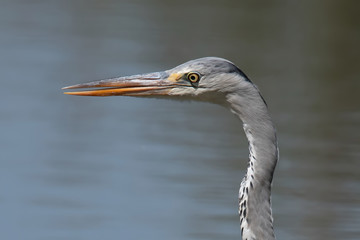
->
[187,72,200,83]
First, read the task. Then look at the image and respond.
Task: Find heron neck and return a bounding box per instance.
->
[227,90,278,240]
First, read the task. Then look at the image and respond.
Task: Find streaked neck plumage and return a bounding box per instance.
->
[226,76,278,240]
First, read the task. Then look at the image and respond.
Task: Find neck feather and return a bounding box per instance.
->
[226,83,278,240]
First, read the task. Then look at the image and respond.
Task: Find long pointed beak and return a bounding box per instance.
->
[62,71,185,96]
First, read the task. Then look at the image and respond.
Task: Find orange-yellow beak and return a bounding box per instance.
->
[62,71,186,97]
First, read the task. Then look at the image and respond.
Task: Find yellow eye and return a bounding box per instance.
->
[187,72,200,83]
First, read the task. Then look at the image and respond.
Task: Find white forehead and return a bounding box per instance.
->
[169,57,242,75]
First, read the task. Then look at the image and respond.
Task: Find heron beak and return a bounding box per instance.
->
[62,71,186,96]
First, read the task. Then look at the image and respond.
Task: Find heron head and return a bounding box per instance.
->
[63,57,253,105]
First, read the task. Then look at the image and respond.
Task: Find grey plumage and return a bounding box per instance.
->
[63,57,279,240]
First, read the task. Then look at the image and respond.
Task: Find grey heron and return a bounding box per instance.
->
[63,57,278,240]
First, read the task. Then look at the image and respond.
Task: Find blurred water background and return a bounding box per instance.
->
[1,1,359,240]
